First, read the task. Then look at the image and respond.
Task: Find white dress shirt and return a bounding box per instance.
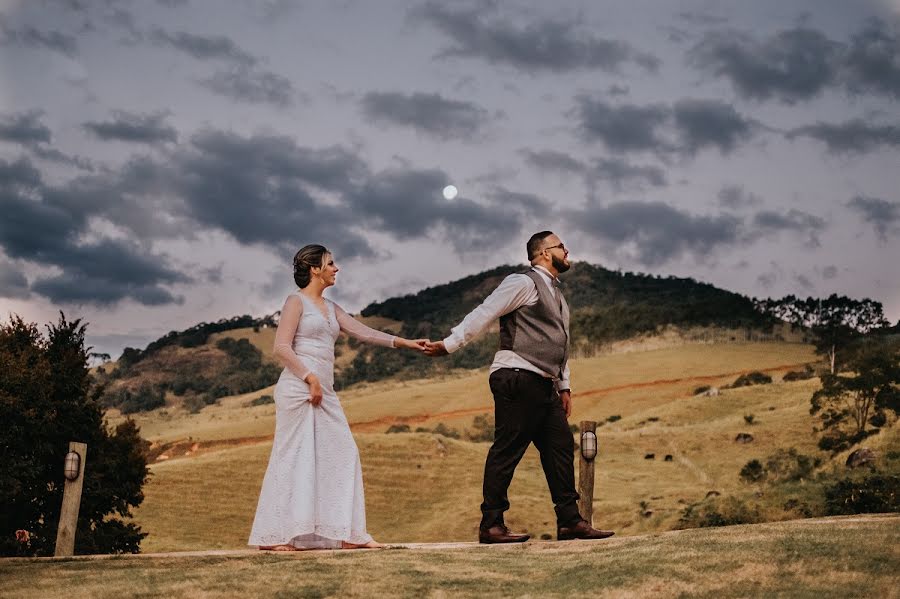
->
[443,265,571,392]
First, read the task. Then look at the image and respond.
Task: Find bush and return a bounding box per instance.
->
[693,385,711,395]
[432,423,461,439]
[468,414,495,442]
[677,496,762,529]
[744,414,756,425]
[248,395,274,407]
[606,415,622,423]
[739,459,766,483]
[729,371,773,388]
[764,448,821,482]
[824,474,900,515]
[119,384,165,414]
[783,366,815,382]
[386,424,411,434]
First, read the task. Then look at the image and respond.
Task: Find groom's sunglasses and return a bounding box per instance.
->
[544,243,566,252]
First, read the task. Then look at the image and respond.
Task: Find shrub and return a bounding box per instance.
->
[739,459,766,483]
[729,371,773,388]
[468,414,495,442]
[386,424,411,434]
[677,496,762,529]
[606,415,622,423]
[783,366,815,382]
[824,474,900,515]
[764,448,821,482]
[432,423,461,439]
[248,395,274,407]
[744,414,756,425]
[119,384,166,414]
[693,385,711,395]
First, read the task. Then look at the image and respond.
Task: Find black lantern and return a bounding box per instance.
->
[64,451,81,481]
[580,431,597,461]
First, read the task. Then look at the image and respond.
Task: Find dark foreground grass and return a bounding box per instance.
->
[2,515,898,599]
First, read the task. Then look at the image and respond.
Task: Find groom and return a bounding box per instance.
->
[424,231,614,543]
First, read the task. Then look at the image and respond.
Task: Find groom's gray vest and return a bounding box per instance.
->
[499,269,570,379]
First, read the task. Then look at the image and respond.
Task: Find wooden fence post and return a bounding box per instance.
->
[54,442,87,557]
[577,421,597,525]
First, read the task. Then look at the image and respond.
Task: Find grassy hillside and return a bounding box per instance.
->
[3,516,898,599]
[340,261,806,386]
[113,342,888,551]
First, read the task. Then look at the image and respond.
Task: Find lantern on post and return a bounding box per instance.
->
[577,421,598,524]
[64,450,82,481]
[580,430,597,461]
[55,442,87,557]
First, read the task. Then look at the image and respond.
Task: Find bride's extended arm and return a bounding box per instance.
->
[333,303,397,347]
[273,295,314,380]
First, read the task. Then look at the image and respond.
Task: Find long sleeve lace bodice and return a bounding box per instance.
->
[332,303,396,348]
[272,294,396,380]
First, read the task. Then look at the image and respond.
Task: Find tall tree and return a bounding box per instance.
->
[810,339,900,452]
[756,294,888,373]
[0,313,149,556]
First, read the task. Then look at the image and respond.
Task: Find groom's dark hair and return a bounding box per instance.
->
[293,244,329,288]
[527,231,554,260]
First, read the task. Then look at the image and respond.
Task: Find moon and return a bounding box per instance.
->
[442,184,458,200]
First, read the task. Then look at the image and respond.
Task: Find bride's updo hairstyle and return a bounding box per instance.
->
[293,244,329,288]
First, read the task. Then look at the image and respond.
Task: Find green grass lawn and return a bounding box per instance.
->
[3,516,897,599]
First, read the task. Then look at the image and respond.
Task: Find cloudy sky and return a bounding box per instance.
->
[1,0,899,358]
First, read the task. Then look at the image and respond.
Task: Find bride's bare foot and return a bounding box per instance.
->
[341,540,386,549]
[259,544,305,551]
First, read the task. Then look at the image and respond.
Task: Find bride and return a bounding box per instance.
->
[249,244,427,550]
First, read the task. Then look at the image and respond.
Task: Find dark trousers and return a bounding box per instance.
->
[480,368,582,530]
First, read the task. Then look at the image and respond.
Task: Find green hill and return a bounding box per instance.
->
[339,261,784,387]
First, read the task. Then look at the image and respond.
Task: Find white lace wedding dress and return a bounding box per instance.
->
[248,292,395,549]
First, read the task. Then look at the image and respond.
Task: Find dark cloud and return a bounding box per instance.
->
[688,27,841,103]
[29,145,95,171]
[566,200,742,265]
[678,11,729,27]
[411,3,659,73]
[574,96,757,156]
[151,29,257,67]
[751,209,826,247]
[591,157,667,191]
[486,188,551,218]
[843,19,900,99]
[199,67,295,107]
[0,259,30,300]
[345,167,520,252]
[718,184,762,209]
[0,156,190,306]
[574,96,670,152]
[822,265,838,279]
[83,110,178,144]
[519,149,585,175]
[689,20,900,103]
[0,156,42,189]
[847,195,900,241]
[795,273,814,290]
[788,119,900,153]
[29,238,189,306]
[0,22,78,57]
[360,92,493,140]
[0,111,52,144]
[672,98,755,155]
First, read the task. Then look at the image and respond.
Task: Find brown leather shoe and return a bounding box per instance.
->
[478,525,530,544]
[557,520,615,541]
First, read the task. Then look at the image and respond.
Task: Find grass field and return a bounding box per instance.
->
[3,516,898,599]
[114,342,869,552]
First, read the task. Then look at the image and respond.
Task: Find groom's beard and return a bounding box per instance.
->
[552,255,571,273]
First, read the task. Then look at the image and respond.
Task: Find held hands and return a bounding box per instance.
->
[423,340,448,357]
[395,338,430,351]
